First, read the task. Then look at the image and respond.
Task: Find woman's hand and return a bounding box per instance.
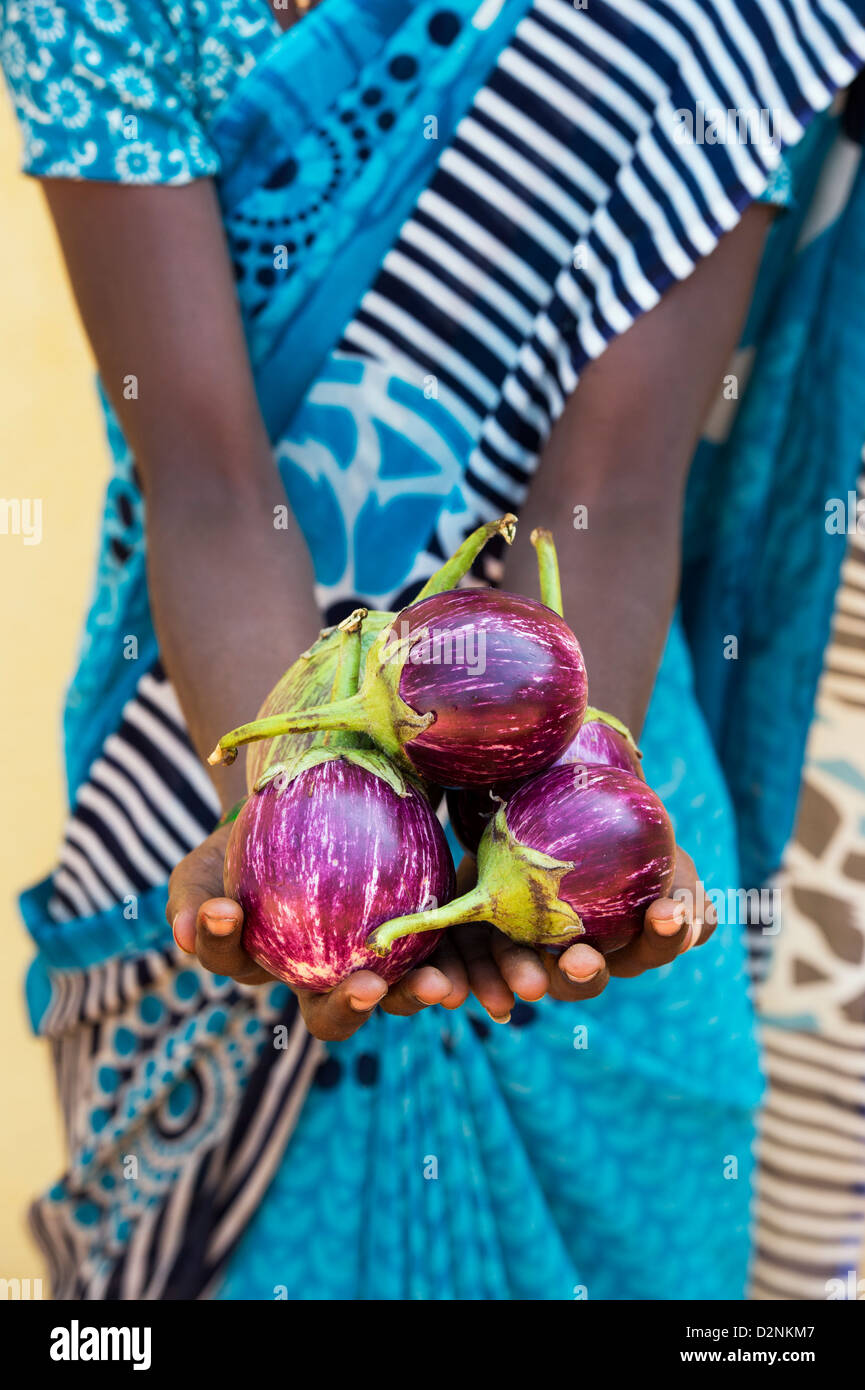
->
[167,828,714,1038]
[166,826,471,1042]
[444,845,717,1022]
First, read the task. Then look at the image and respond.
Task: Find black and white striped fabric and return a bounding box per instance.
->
[48,666,220,925]
[35,0,865,1300]
[339,0,865,588]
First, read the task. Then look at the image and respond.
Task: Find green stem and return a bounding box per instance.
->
[368,883,495,953]
[208,689,435,766]
[209,694,373,765]
[369,805,584,955]
[324,609,366,749]
[530,527,563,617]
[413,513,517,602]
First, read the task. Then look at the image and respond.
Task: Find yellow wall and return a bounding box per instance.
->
[0,99,109,1278]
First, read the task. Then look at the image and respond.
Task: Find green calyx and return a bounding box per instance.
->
[253,746,416,799]
[584,705,641,757]
[297,625,339,663]
[368,804,584,955]
[250,610,422,796]
[208,514,517,769]
[245,608,395,791]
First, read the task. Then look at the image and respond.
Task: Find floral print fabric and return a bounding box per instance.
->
[0,0,281,181]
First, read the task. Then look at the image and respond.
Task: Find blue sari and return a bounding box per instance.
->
[19,0,865,1298]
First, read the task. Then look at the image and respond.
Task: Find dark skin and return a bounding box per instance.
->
[41,153,772,1040]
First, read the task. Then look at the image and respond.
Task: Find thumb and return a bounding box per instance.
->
[166,824,233,953]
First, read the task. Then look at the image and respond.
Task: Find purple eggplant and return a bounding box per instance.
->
[565,710,644,780]
[235,515,519,791]
[223,609,455,990]
[225,751,454,991]
[369,765,675,957]
[447,706,644,853]
[387,588,588,785]
[210,587,588,791]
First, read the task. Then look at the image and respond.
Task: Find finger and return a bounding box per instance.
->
[666,847,717,952]
[166,826,231,953]
[688,888,718,949]
[171,906,197,956]
[453,925,514,1023]
[425,936,470,1011]
[607,897,690,978]
[380,964,455,1017]
[297,971,388,1042]
[488,932,549,1002]
[194,897,273,984]
[665,848,717,949]
[545,942,609,1000]
[455,854,478,895]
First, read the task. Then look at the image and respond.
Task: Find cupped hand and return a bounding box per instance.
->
[166,824,471,1042]
[166,828,715,1041]
[444,844,717,1022]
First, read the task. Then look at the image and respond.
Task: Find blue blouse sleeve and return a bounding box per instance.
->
[0,0,219,183]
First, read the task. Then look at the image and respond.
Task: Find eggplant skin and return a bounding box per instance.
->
[506,764,675,954]
[447,717,644,854]
[397,590,587,788]
[225,758,454,991]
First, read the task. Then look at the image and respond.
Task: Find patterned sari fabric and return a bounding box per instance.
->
[678,97,865,1295]
[751,466,865,1299]
[3,0,865,1297]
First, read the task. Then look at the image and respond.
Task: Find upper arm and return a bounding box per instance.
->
[2,0,266,483]
[547,202,774,506]
[42,177,268,484]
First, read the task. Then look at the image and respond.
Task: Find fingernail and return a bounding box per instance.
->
[349,990,386,1012]
[487,1011,511,1025]
[655,904,688,936]
[680,920,702,953]
[200,912,238,937]
[564,966,602,984]
[172,913,194,955]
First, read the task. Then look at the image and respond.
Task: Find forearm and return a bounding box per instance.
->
[505,379,692,735]
[505,203,774,736]
[141,452,319,810]
[504,489,680,736]
[40,179,322,809]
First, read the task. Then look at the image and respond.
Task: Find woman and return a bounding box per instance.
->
[3,0,864,1298]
